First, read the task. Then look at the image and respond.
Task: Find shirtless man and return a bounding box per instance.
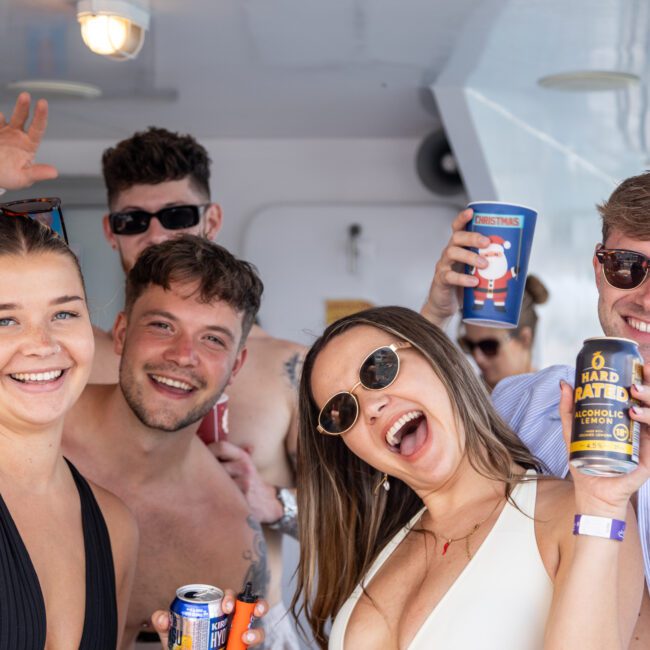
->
[64,235,269,648]
[89,127,303,646]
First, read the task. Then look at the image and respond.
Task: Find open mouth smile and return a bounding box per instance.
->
[385,410,428,456]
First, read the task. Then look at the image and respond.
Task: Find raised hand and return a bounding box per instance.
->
[559,370,650,515]
[0,92,58,191]
[421,208,490,327]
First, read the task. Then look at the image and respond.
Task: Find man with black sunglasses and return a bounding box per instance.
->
[422,182,650,644]
[92,127,304,648]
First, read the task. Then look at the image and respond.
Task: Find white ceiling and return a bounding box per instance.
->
[0,0,483,139]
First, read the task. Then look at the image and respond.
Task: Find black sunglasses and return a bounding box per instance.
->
[108,204,209,235]
[317,342,412,436]
[595,246,650,290]
[0,197,68,243]
[458,335,510,358]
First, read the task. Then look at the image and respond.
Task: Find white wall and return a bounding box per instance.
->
[39,138,453,331]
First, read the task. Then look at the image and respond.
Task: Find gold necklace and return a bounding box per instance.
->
[435,497,504,560]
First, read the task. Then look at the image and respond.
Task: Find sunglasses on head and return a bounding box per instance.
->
[108,204,209,236]
[458,335,510,358]
[317,342,412,436]
[0,197,68,243]
[595,246,650,290]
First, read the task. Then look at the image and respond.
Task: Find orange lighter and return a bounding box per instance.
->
[225,582,258,650]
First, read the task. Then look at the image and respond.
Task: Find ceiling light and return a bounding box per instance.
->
[7,79,103,99]
[77,0,150,61]
[537,70,640,92]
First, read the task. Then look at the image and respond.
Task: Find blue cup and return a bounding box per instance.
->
[462,201,537,328]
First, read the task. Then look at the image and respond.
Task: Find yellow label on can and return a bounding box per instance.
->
[570,440,633,454]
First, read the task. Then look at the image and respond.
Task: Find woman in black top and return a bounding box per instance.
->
[0,93,139,649]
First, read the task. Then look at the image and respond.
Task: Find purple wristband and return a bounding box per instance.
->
[573,514,626,541]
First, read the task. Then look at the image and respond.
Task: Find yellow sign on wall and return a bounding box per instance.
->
[325,299,374,325]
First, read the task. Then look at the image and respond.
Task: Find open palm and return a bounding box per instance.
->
[0,92,58,190]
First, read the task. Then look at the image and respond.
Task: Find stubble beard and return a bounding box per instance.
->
[119,362,226,433]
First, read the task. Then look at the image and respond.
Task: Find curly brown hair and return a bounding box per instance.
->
[102,127,211,208]
[125,235,263,342]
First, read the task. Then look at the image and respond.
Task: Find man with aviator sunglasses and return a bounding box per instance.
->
[421,177,650,644]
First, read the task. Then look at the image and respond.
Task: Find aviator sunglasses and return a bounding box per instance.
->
[458,334,510,358]
[596,246,650,290]
[108,204,210,235]
[317,341,412,436]
[0,197,68,243]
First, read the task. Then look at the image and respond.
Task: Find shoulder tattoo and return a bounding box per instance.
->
[283,352,303,389]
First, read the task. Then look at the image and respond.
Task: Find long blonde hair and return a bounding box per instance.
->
[291,306,544,647]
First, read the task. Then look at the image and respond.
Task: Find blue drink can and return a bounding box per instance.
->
[168,584,229,650]
[462,201,538,328]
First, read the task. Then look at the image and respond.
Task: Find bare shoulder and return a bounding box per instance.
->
[89,480,139,555]
[242,333,306,388]
[90,324,120,384]
[247,334,306,361]
[535,476,575,513]
[533,477,576,539]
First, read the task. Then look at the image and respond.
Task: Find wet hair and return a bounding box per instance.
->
[291,305,544,647]
[0,214,85,291]
[101,127,211,208]
[124,235,263,342]
[514,274,549,341]
[597,171,650,243]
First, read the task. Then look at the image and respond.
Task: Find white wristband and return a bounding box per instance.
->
[573,514,626,541]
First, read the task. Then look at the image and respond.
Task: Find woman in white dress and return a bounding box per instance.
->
[292,305,649,649]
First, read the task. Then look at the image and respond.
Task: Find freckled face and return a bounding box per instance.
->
[0,252,94,430]
[310,325,465,493]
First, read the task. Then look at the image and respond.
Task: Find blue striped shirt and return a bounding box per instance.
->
[492,364,650,592]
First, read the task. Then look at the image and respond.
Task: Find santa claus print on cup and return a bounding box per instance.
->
[462,201,538,328]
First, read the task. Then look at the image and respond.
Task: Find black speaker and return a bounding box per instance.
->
[416,130,464,196]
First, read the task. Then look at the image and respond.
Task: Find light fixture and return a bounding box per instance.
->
[7,79,103,99]
[537,70,640,92]
[77,0,150,61]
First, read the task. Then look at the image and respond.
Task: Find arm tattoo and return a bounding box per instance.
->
[242,516,270,597]
[283,353,303,389]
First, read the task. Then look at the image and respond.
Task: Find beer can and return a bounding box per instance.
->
[570,336,643,476]
[168,584,229,650]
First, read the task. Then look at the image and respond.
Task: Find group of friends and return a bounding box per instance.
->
[0,91,649,650]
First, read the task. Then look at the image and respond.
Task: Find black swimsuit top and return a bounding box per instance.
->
[0,459,117,649]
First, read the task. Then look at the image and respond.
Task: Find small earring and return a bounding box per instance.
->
[373,473,390,495]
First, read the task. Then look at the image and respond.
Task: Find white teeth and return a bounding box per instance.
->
[11,370,63,383]
[628,318,650,333]
[151,374,193,391]
[386,410,423,446]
